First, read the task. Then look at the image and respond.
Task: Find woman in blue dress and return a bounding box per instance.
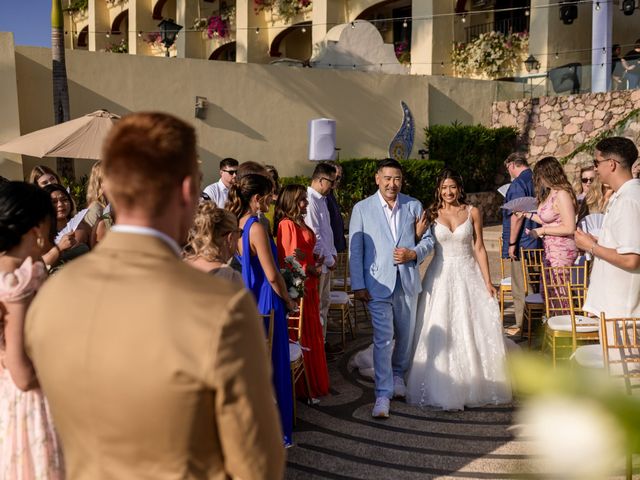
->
[227,173,297,447]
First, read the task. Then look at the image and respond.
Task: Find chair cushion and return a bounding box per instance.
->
[573,344,604,369]
[331,277,351,288]
[289,342,303,362]
[330,291,350,305]
[547,315,599,333]
[501,277,512,286]
[525,293,543,304]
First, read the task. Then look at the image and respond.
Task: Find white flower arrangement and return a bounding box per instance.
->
[451,31,529,80]
[280,255,306,299]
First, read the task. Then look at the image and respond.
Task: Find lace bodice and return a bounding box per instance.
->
[432,209,475,260]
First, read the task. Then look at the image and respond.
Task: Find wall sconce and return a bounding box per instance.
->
[195,96,208,119]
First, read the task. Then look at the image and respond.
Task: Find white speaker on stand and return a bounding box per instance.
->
[308,118,337,161]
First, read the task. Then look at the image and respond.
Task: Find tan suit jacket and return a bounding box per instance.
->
[25,232,285,480]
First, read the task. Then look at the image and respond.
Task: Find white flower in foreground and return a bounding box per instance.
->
[517,395,625,479]
[288,287,299,299]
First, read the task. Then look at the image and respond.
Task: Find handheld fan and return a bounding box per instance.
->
[501,196,538,213]
[578,213,604,236]
[497,183,511,197]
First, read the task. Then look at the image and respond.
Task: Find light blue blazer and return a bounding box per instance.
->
[349,192,434,299]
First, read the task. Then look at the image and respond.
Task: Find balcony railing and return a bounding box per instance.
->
[465,16,529,43]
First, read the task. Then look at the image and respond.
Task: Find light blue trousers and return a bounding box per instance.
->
[367,273,417,399]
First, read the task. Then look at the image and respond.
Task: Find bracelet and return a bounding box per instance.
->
[53,244,61,253]
[509,241,518,246]
[590,243,597,256]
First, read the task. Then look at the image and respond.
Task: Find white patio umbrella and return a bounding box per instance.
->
[0,110,120,160]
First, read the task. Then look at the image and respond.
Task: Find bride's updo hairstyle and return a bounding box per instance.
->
[226,173,273,219]
[427,168,468,223]
[0,181,55,253]
[184,202,239,262]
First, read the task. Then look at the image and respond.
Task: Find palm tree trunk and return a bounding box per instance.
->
[52,0,74,179]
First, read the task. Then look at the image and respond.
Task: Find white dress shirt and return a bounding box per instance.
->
[304,186,336,272]
[583,179,640,317]
[202,179,229,209]
[377,190,400,242]
[111,225,182,257]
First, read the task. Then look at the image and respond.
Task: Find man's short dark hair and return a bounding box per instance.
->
[377,158,403,172]
[504,152,529,168]
[595,137,639,170]
[219,158,238,170]
[311,163,337,180]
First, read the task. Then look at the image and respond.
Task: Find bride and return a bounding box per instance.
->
[406,169,512,410]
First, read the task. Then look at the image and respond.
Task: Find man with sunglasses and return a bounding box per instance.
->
[577,137,640,320]
[305,162,338,351]
[202,157,238,208]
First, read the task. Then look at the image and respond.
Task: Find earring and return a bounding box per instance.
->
[36,236,45,249]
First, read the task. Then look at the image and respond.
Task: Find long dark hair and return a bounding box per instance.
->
[426,168,468,223]
[226,173,273,219]
[43,183,76,222]
[533,157,578,210]
[0,181,55,252]
[273,184,308,236]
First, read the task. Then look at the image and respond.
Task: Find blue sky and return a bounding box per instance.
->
[0,1,52,47]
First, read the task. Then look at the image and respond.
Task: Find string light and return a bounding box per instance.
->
[461,14,467,23]
[351,22,355,29]
[402,18,408,28]
[301,26,306,33]
[595,1,601,10]
[138,31,142,37]
[255,27,260,34]
[525,8,530,16]
[555,51,559,59]
[105,32,110,38]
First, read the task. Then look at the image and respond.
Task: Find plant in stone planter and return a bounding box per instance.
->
[254,0,311,22]
[451,31,528,80]
[394,41,411,65]
[193,4,236,39]
[64,0,88,14]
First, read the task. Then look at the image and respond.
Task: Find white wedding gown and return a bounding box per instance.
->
[406,210,512,410]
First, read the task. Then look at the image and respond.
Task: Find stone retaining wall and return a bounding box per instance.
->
[491,90,640,179]
[468,191,504,225]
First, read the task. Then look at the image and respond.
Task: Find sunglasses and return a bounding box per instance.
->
[593,158,619,168]
[222,169,238,175]
[581,177,594,184]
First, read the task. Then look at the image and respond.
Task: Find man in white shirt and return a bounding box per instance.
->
[576,137,640,318]
[202,157,238,208]
[305,163,338,349]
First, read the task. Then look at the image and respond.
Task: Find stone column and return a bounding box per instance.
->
[312,0,345,49]
[88,0,110,52]
[591,0,612,92]
[410,0,453,76]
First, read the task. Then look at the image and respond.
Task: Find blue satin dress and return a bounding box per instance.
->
[236,216,293,446]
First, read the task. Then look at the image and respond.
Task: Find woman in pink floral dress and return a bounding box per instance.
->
[0,181,64,479]
[521,157,578,266]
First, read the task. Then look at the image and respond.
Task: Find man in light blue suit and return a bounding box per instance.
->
[349,159,434,418]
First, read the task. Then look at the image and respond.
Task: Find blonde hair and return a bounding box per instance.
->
[86,161,106,206]
[184,202,238,262]
[28,165,60,185]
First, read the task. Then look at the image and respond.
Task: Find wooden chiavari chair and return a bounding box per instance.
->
[498,237,514,323]
[541,265,597,366]
[288,299,312,424]
[328,252,355,349]
[600,313,640,480]
[520,247,545,347]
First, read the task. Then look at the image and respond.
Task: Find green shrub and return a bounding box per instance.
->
[62,175,88,210]
[424,123,518,192]
[280,158,444,215]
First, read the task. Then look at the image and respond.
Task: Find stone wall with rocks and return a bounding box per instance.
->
[491,90,640,179]
[468,191,504,225]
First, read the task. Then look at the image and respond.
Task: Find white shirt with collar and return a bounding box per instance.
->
[202,179,229,209]
[583,178,640,317]
[304,186,336,272]
[111,225,182,257]
[377,190,400,242]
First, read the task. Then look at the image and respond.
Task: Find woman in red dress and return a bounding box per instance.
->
[274,185,330,399]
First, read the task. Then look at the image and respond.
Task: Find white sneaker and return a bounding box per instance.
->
[372,397,390,418]
[393,376,407,399]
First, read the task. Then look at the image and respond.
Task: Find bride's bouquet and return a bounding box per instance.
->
[280,255,306,300]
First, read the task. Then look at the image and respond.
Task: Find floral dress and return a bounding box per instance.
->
[538,190,578,267]
[0,258,65,479]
